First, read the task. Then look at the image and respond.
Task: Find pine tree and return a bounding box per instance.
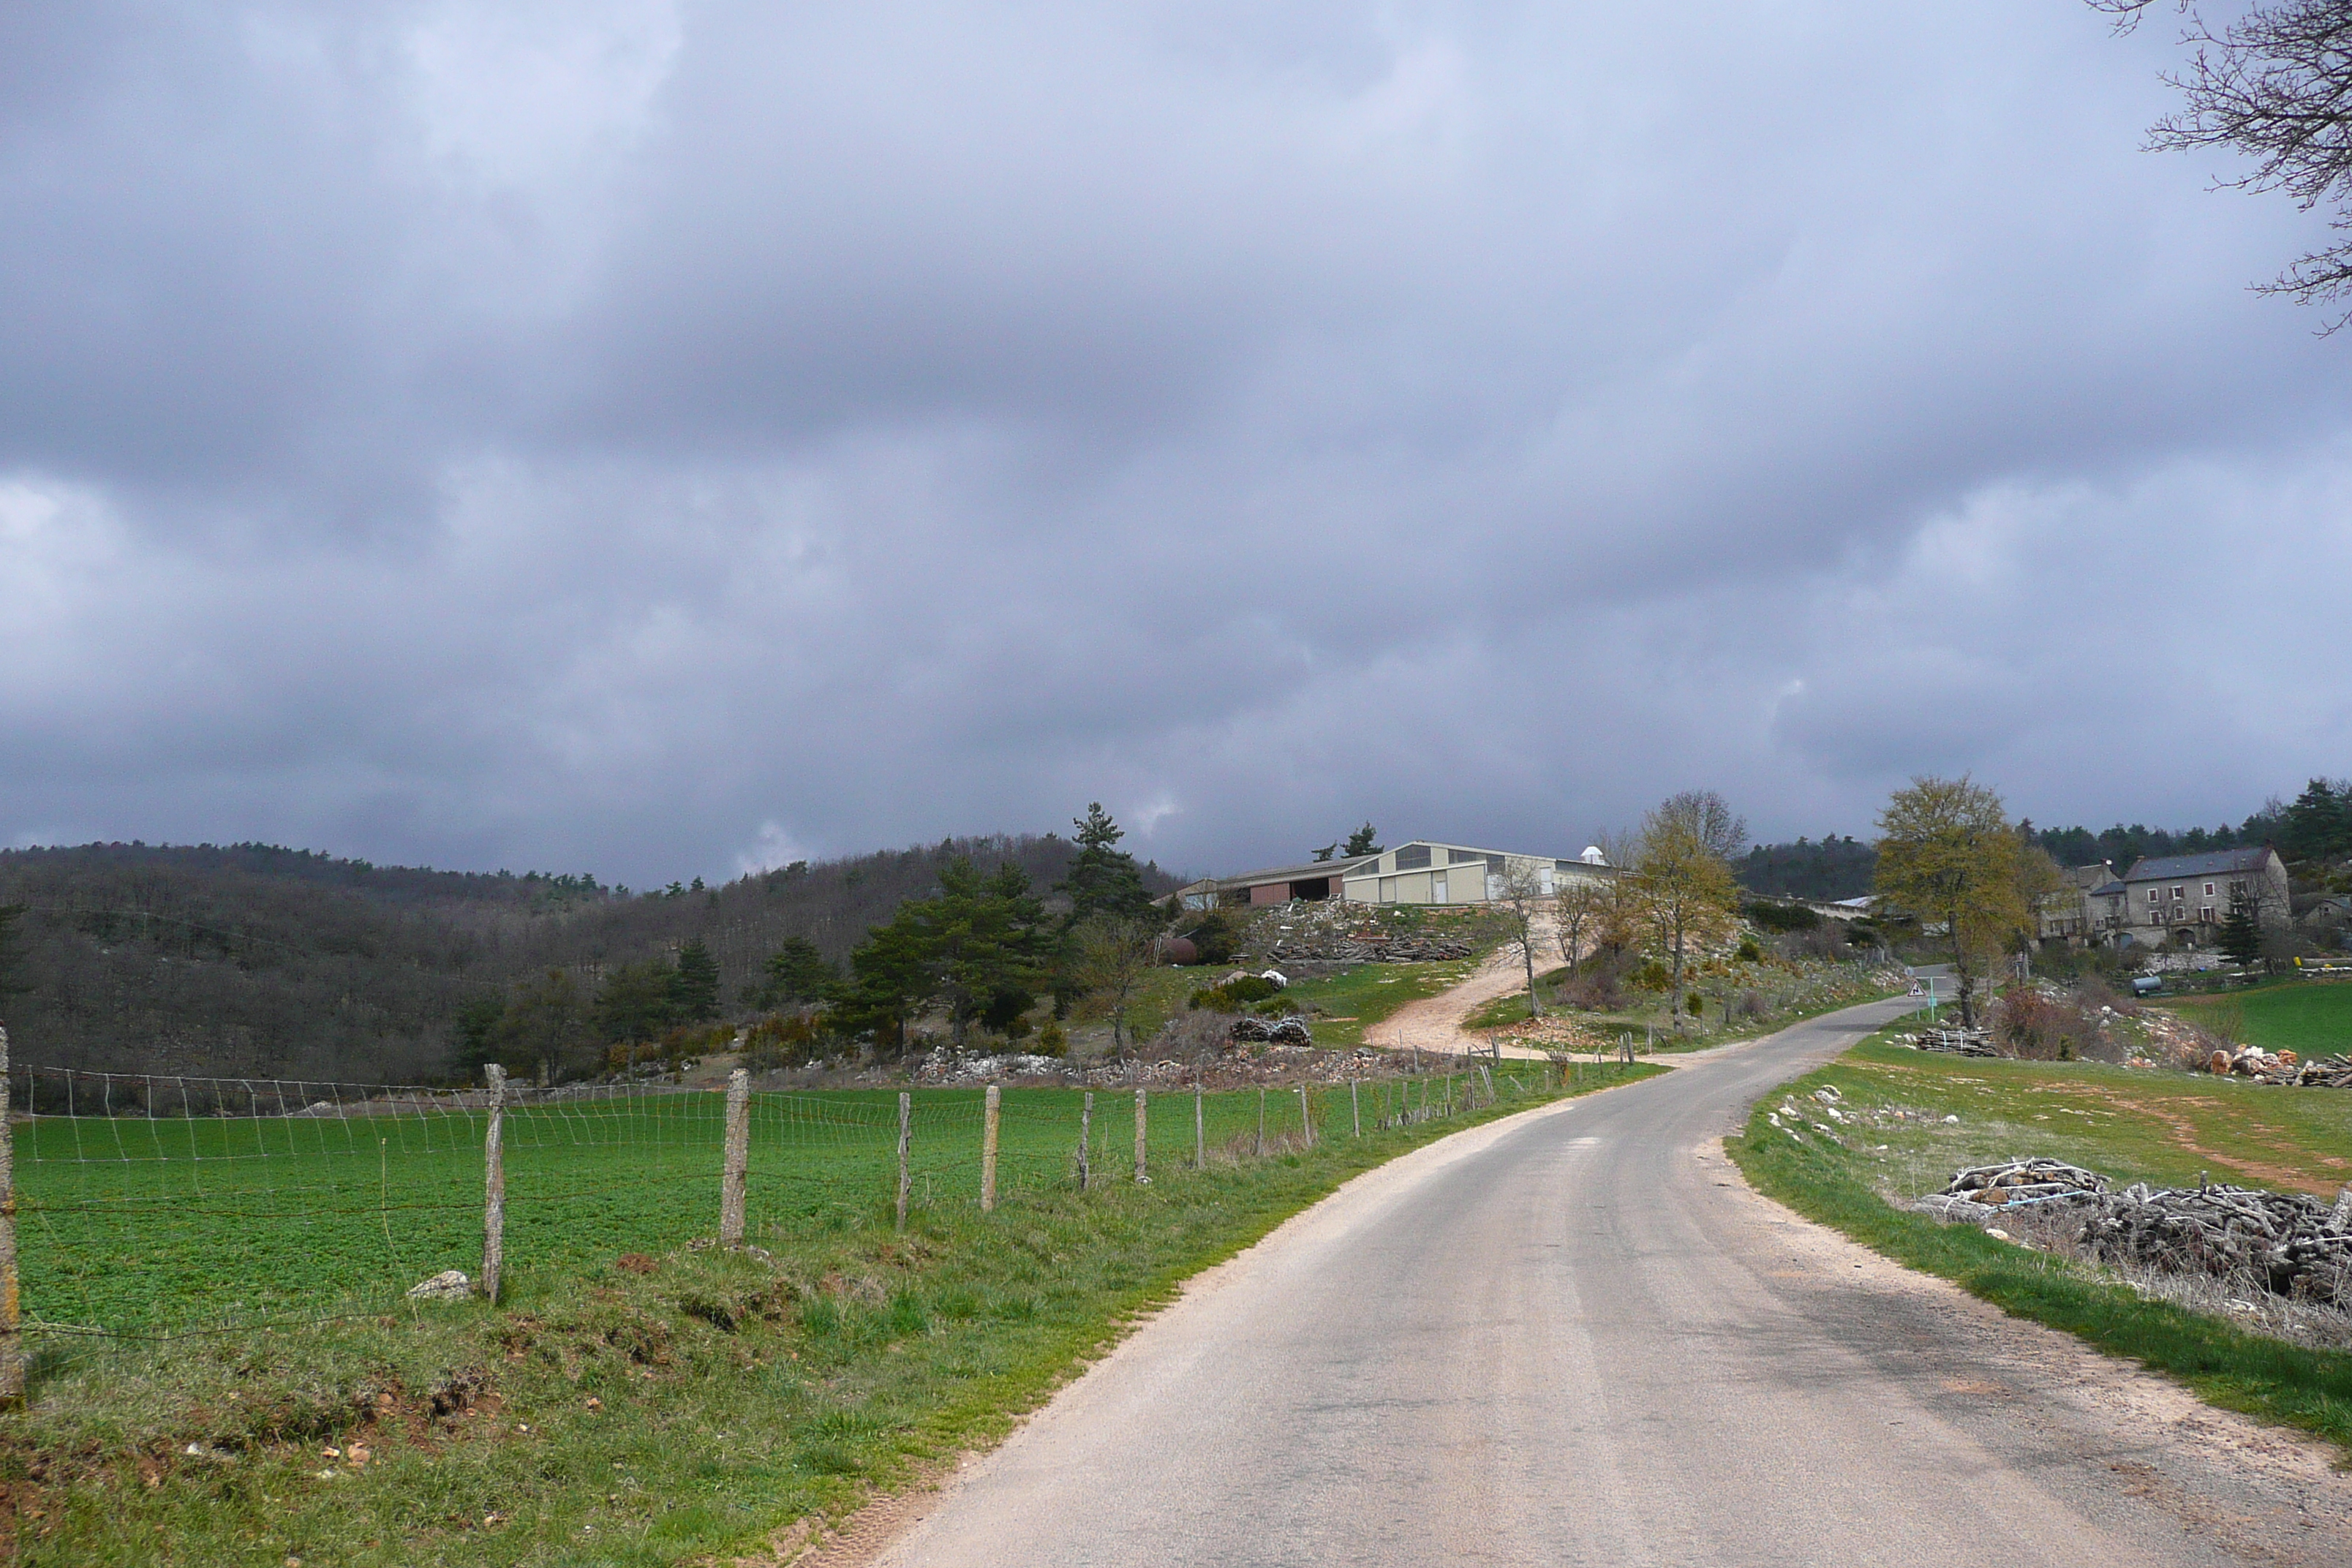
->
[670,937,722,1022]
[1057,803,1158,926]
[761,935,835,1007]
[2218,885,2264,967]
[1343,822,1382,856]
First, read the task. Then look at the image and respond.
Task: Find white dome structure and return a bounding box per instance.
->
[1579,845,1608,865]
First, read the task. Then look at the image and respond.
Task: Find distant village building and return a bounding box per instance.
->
[2073,847,2293,948]
[2038,862,2119,941]
[1176,840,1616,911]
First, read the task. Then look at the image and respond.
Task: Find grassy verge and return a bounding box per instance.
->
[1727,1025,2352,1458]
[5,1064,1658,1566]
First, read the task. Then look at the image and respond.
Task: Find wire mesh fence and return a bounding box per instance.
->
[0,1022,1582,1388]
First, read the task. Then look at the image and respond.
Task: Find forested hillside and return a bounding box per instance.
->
[0,835,1176,1083]
[1735,836,1877,900]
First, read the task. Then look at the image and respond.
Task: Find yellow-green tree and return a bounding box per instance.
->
[1633,792,1745,1029]
[1873,776,2040,1029]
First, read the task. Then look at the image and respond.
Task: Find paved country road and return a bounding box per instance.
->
[856,998,2351,1568]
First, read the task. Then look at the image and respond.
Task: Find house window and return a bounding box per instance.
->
[2148,889,2159,904]
[1394,845,1432,870]
[2205,883,2215,897]
[1449,848,1483,864]
[2172,886,2185,900]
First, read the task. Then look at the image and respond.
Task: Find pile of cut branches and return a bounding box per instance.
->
[1915,1156,2352,1305]
[2081,1180,2352,1303]
[1901,1026,1997,1056]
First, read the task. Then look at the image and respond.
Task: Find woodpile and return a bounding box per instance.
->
[2081,1180,2352,1303]
[1945,1157,2108,1203]
[1910,1157,2105,1223]
[1902,1027,1998,1056]
[1916,1157,2352,1305]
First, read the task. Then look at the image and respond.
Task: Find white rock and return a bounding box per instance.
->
[1985,1227,2011,1241]
[406,1269,472,1302]
[1942,1115,1960,1124]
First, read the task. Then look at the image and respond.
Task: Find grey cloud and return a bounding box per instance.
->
[3,1,2349,886]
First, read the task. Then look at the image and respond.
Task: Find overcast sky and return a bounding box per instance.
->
[4,1,2346,886]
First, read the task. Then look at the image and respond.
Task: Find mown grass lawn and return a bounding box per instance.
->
[2168,978,2352,1059]
[1728,1024,2352,1458]
[3,1065,1658,1567]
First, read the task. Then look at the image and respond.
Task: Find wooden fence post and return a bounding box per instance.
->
[981,1085,1000,1212]
[481,1064,506,1304]
[1134,1088,1149,1183]
[1256,1088,1266,1156]
[895,1092,912,1232]
[1194,1082,1205,1169]
[0,1025,19,1406]
[720,1068,750,1245]
[1351,1079,1360,1137]
[1297,1082,1312,1147]
[1078,1092,1093,1191]
[1479,1064,1495,1105]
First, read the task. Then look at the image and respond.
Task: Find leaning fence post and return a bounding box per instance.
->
[981,1085,1000,1212]
[1079,1091,1093,1190]
[1479,1065,1495,1105]
[0,1025,19,1406]
[1194,1081,1205,1170]
[481,1063,506,1304]
[895,1092,912,1232]
[1297,1082,1313,1147]
[720,1068,750,1245]
[1350,1079,1360,1137]
[1134,1088,1149,1183]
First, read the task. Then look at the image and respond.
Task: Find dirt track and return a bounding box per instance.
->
[1362,913,1554,1059]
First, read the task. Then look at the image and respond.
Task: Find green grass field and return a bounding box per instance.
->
[2168,978,2352,1058]
[18,1075,1552,1339]
[1727,1024,2352,1457]
[4,1063,1657,1568]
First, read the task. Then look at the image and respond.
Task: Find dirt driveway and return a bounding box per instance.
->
[1364,914,1556,1060]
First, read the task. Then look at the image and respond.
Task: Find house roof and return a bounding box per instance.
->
[2088,881,2127,897]
[2120,847,2277,883]
[1215,856,1376,887]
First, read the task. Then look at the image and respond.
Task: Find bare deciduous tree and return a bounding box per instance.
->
[1072,913,1161,1053]
[1491,860,1552,1020]
[1552,870,1609,974]
[2097,0,2352,324]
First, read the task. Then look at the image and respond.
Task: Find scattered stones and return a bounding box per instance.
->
[405,1269,471,1301]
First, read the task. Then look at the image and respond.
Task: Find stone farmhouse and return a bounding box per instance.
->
[2043,846,2291,949]
[1177,840,1616,911]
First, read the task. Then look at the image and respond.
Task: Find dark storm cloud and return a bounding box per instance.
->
[3,1,2347,884]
